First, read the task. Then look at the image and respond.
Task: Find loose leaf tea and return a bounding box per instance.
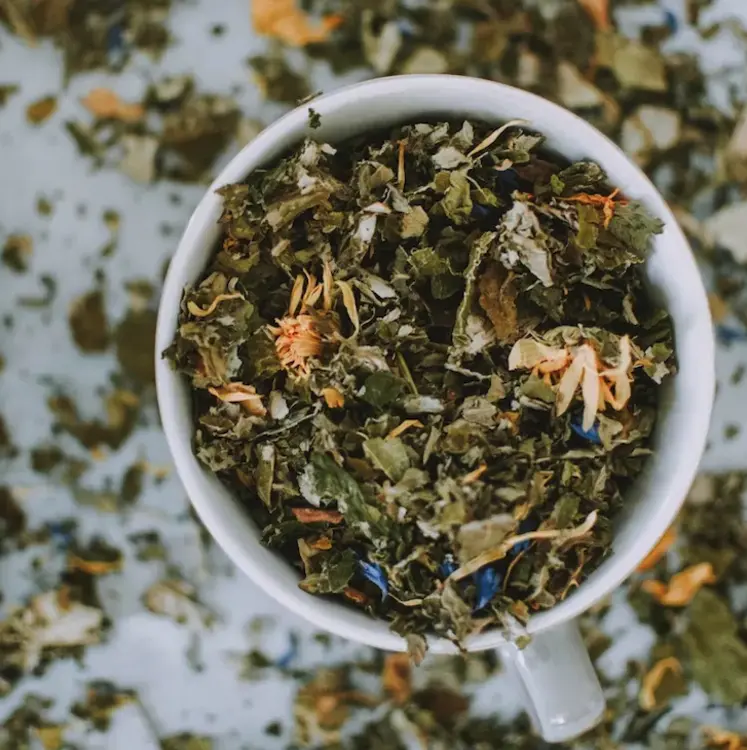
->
[166,117,674,649]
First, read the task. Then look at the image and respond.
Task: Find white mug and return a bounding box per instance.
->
[155,75,715,743]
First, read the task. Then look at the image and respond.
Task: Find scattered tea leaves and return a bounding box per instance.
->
[114,308,157,387]
[0,0,174,78]
[1,234,32,273]
[26,95,57,125]
[679,589,747,704]
[0,83,19,107]
[0,588,105,695]
[68,289,109,353]
[143,579,216,629]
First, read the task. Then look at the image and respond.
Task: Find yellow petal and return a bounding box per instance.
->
[600,335,632,410]
[555,350,585,416]
[208,384,266,416]
[467,119,529,159]
[304,283,323,309]
[508,339,568,371]
[336,280,359,333]
[289,274,305,316]
[397,140,406,190]
[580,348,600,431]
[187,292,243,318]
[323,259,334,311]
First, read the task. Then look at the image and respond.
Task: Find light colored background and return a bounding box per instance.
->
[1,0,747,747]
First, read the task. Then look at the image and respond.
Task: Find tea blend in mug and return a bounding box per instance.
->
[165,119,674,653]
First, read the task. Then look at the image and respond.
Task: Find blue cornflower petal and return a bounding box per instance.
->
[46,521,73,550]
[472,204,492,219]
[716,324,747,346]
[358,560,389,599]
[275,633,299,669]
[473,567,502,612]
[570,419,602,445]
[513,517,537,554]
[396,19,416,38]
[439,555,458,579]
[496,168,520,193]
[106,23,127,66]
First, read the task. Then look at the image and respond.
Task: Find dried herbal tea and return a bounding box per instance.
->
[0,0,173,79]
[165,118,674,649]
[65,76,241,184]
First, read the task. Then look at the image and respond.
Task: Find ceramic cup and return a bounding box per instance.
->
[156,75,715,743]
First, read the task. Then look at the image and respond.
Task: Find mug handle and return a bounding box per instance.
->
[503,619,606,743]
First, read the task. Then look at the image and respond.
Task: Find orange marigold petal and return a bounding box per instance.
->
[208,383,266,416]
[309,536,333,550]
[702,726,744,750]
[639,657,682,711]
[576,0,611,31]
[68,555,122,576]
[252,0,341,46]
[291,507,344,524]
[81,88,145,123]
[461,464,488,485]
[382,653,412,705]
[322,387,345,409]
[643,562,716,606]
[343,586,369,605]
[637,527,676,572]
[386,419,424,440]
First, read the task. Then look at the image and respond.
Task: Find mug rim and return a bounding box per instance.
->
[155,74,715,653]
